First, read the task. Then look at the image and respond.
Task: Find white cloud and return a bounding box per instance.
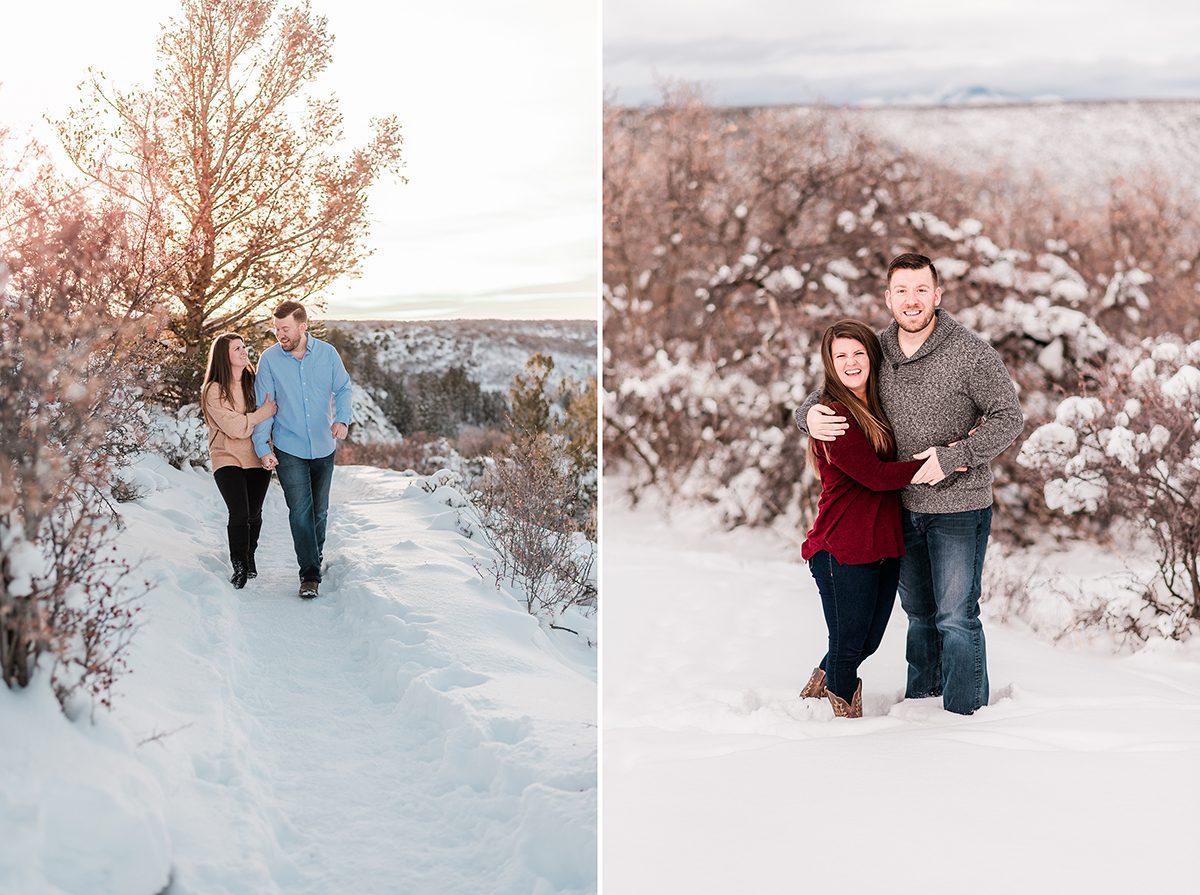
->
[604,0,1200,105]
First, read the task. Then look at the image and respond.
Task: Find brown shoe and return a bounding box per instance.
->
[299,579,320,599]
[799,667,827,699]
[827,679,863,719]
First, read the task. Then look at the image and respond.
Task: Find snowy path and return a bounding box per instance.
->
[603,496,1200,895]
[59,460,595,895]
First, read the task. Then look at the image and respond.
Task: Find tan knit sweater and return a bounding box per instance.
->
[202,382,264,470]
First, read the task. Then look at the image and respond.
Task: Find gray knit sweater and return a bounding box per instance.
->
[794,310,1024,514]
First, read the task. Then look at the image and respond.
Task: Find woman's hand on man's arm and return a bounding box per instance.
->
[250,392,277,424]
[910,442,970,486]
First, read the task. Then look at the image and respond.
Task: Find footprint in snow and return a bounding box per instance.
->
[425,666,489,692]
[487,715,534,746]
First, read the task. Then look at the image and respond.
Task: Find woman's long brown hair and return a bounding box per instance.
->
[806,319,896,475]
[202,333,258,413]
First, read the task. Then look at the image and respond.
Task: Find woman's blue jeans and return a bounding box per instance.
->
[808,551,901,704]
[898,507,992,715]
[274,448,335,583]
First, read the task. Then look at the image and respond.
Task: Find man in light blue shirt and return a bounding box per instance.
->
[253,301,353,599]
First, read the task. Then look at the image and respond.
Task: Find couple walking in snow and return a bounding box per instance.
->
[200,301,354,599]
[795,253,1024,717]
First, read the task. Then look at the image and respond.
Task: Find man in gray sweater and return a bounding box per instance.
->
[795,253,1024,714]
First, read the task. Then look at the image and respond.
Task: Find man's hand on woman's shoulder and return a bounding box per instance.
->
[807,404,848,442]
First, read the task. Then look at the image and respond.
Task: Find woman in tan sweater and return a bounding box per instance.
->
[202,333,277,588]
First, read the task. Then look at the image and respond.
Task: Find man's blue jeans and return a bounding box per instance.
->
[274,448,335,583]
[898,507,992,715]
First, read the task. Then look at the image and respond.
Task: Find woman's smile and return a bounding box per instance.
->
[831,337,870,396]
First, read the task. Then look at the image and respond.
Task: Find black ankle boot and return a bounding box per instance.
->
[230,560,249,589]
[247,518,261,579]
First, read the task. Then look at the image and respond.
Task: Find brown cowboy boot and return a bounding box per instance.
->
[799,667,827,699]
[826,679,863,719]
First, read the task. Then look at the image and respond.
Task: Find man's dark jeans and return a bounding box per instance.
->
[274,448,335,582]
[808,551,901,704]
[898,506,992,715]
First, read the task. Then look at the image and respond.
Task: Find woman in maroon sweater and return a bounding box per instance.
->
[798,320,927,718]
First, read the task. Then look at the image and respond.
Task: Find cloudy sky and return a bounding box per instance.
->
[605,0,1200,106]
[2,0,599,320]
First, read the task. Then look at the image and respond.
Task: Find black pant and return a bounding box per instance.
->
[808,551,901,703]
[214,466,271,565]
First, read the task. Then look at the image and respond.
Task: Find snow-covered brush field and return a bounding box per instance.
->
[602,490,1200,895]
[1,458,596,895]
[604,95,1200,646]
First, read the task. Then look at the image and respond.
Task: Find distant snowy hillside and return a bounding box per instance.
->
[331,319,597,393]
[2,458,596,895]
[349,382,403,443]
[834,100,1200,200]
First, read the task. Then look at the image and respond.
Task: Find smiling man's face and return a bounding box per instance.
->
[885,266,941,334]
[274,314,307,352]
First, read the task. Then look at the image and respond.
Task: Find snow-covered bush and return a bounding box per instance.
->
[0,153,163,704]
[144,402,209,468]
[474,434,596,620]
[605,347,821,530]
[1018,340,1200,637]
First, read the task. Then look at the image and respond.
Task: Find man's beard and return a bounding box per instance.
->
[895,306,935,333]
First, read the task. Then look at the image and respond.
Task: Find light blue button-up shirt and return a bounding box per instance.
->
[252,334,353,460]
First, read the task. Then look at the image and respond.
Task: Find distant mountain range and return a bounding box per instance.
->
[862,85,1035,107]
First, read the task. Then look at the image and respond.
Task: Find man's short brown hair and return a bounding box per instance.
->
[273,300,307,323]
[887,253,939,288]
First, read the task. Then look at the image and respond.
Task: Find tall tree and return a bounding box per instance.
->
[507,353,555,437]
[57,0,405,402]
[561,376,598,478]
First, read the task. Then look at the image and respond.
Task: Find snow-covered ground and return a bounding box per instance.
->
[2,458,596,895]
[602,490,1200,895]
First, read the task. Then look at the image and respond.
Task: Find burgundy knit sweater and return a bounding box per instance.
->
[801,402,925,565]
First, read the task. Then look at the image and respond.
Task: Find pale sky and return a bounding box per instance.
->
[606,0,1200,106]
[1,0,599,320]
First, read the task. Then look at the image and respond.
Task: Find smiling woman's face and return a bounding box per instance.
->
[831,337,869,396]
[227,338,249,368]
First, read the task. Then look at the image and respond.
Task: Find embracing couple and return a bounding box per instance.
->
[199,301,354,599]
[796,253,1024,718]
